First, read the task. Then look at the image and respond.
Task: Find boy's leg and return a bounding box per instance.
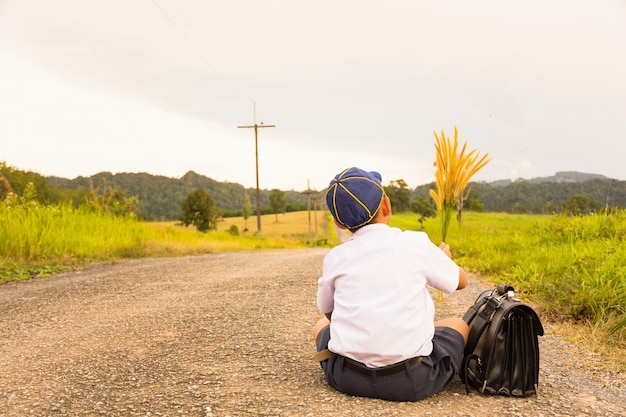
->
[435,317,469,344]
[313,316,331,340]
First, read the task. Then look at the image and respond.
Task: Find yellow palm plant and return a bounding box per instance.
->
[430,126,490,241]
[429,127,490,302]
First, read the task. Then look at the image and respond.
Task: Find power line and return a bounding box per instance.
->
[150,0,250,109]
[153,0,277,222]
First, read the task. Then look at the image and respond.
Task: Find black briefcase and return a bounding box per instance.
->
[460,284,544,397]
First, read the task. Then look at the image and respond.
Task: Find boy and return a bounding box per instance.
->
[313,167,469,402]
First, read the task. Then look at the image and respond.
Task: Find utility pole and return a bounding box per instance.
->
[238,104,275,234]
[303,180,317,247]
[307,180,312,247]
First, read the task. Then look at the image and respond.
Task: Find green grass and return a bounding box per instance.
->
[0,202,148,281]
[1,201,624,367]
[0,204,331,283]
[394,210,626,357]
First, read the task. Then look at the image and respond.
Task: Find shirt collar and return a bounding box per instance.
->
[352,223,389,237]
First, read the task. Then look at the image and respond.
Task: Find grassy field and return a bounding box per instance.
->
[217,210,335,245]
[0,206,334,283]
[1,201,624,368]
[416,210,626,366]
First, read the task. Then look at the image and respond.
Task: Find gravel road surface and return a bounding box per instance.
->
[1,249,624,417]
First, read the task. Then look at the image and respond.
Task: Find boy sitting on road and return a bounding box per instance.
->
[313,167,469,402]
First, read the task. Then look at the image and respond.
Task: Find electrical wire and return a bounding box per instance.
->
[150,0,251,110]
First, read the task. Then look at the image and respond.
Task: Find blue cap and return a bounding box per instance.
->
[326,167,384,230]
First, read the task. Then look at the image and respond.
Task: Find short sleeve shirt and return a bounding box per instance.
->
[317,223,460,367]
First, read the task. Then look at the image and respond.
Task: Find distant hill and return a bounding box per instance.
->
[414,171,626,213]
[488,171,609,187]
[45,169,626,220]
[7,159,623,220]
[47,171,315,221]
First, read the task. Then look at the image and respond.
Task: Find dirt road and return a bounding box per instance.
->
[1,249,624,416]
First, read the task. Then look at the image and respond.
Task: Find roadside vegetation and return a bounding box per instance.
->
[1,186,624,369]
[0,190,330,284]
[422,210,626,368]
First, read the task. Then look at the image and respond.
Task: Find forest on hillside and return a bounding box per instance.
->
[44,170,315,220]
[414,177,626,214]
[3,162,626,221]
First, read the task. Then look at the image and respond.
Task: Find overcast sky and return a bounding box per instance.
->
[1,0,625,191]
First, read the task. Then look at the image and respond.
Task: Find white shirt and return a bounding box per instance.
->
[317,223,460,367]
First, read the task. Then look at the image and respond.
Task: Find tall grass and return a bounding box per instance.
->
[0,201,147,282]
[2,197,624,355]
[0,203,330,283]
[396,211,626,349]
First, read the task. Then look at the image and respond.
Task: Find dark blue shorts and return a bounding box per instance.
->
[315,325,465,402]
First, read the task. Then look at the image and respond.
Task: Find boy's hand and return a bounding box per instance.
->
[439,242,451,258]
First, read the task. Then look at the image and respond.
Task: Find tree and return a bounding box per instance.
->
[465,189,485,212]
[269,189,286,222]
[0,161,59,203]
[562,194,602,216]
[242,192,251,232]
[411,195,437,230]
[0,174,13,200]
[384,179,411,212]
[181,189,220,232]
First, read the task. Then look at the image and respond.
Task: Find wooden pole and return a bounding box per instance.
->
[238,107,275,233]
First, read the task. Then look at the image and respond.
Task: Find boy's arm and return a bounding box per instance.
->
[439,242,467,290]
[457,267,467,290]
